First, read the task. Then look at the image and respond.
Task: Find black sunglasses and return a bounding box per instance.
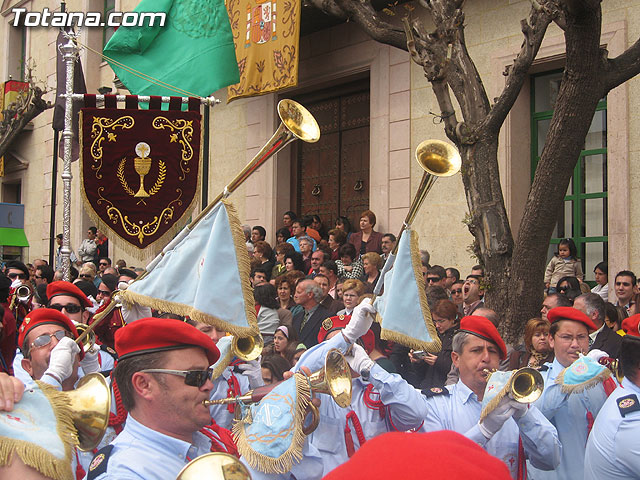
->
[426,277,441,283]
[99,262,109,266]
[8,272,28,280]
[48,303,83,314]
[451,288,463,294]
[140,368,214,388]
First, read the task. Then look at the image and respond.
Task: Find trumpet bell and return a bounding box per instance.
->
[278,99,320,144]
[510,367,544,404]
[74,323,96,354]
[176,452,252,480]
[415,139,462,177]
[15,284,33,302]
[64,372,111,451]
[307,349,352,408]
[232,334,264,362]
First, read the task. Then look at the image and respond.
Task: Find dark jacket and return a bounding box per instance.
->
[410,326,456,390]
[590,324,623,358]
[292,304,332,349]
[319,295,344,315]
[348,230,384,256]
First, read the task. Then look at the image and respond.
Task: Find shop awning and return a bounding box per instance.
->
[0,227,29,247]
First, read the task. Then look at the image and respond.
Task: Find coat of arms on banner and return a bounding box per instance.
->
[80,100,201,255]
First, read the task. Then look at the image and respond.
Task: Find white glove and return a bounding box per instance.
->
[237,357,264,389]
[44,337,80,384]
[478,395,523,439]
[121,302,152,324]
[587,349,608,362]
[342,298,376,343]
[79,347,101,374]
[345,343,374,376]
[10,279,21,289]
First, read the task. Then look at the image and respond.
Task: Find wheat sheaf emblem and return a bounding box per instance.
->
[117,142,166,204]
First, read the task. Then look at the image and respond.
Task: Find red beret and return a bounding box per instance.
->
[18,308,80,351]
[459,315,507,360]
[621,314,640,338]
[46,281,92,308]
[547,306,597,331]
[323,431,511,480]
[115,317,220,365]
[317,315,375,353]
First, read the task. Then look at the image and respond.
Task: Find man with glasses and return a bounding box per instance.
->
[34,265,54,287]
[449,280,464,313]
[462,274,484,316]
[4,260,30,284]
[46,281,92,324]
[425,265,447,289]
[98,258,112,276]
[528,307,609,480]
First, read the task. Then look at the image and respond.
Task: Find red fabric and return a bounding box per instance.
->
[226,372,241,414]
[0,303,16,374]
[75,450,86,480]
[586,410,595,435]
[603,377,617,397]
[459,315,508,359]
[90,303,125,350]
[547,306,597,331]
[323,431,512,480]
[109,377,127,435]
[363,384,385,419]
[621,314,640,337]
[46,281,92,308]
[115,317,219,364]
[200,421,239,457]
[80,106,201,250]
[17,308,80,351]
[344,411,366,458]
[517,436,526,480]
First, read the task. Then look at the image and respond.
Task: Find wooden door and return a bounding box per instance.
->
[296,85,370,231]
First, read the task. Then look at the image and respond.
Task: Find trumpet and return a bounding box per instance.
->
[204,349,352,434]
[232,334,264,362]
[14,283,33,302]
[177,452,252,480]
[484,367,544,404]
[74,322,97,354]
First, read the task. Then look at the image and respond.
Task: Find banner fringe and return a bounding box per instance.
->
[233,374,311,474]
[0,382,77,480]
[556,366,611,394]
[480,373,511,421]
[211,343,235,380]
[78,108,202,260]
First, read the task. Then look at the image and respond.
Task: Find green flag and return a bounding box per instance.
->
[103,0,239,97]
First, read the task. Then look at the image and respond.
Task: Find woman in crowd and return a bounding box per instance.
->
[362,252,383,293]
[348,209,383,257]
[604,302,625,336]
[253,240,274,276]
[271,242,294,282]
[516,317,554,368]
[261,354,291,384]
[556,275,582,298]
[275,227,291,246]
[271,325,298,364]
[254,283,280,344]
[79,263,100,288]
[327,228,347,261]
[284,250,306,274]
[275,274,302,318]
[291,346,307,366]
[337,279,365,316]
[408,299,457,389]
[591,261,609,301]
[336,243,364,280]
[334,216,353,242]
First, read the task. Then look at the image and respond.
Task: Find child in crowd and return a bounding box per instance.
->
[544,238,583,292]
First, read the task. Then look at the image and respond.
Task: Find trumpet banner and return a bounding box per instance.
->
[80,96,202,256]
[226,0,301,101]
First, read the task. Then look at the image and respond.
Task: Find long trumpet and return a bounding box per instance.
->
[373,140,461,295]
[484,367,545,404]
[204,349,352,434]
[177,452,252,480]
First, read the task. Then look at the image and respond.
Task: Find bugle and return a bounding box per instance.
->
[484,367,544,404]
[232,334,264,362]
[177,452,252,480]
[203,349,352,434]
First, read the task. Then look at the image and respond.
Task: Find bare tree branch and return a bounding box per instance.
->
[603,37,640,93]
[483,6,551,133]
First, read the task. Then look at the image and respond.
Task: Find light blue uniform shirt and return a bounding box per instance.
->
[293,333,428,474]
[584,377,640,480]
[528,358,607,480]
[419,381,561,479]
[208,366,250,430]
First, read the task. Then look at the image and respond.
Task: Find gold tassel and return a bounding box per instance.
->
[210,344,235,380]
[555,367,611,394]
[233,374,311,474]
[479,376,511,421]
[0,382,77,480]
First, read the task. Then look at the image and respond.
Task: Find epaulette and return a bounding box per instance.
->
[538,365,549,372]
[617,394,640,417]
[100,344,118,360]
[87,445,114,479]
[421,386,450,397]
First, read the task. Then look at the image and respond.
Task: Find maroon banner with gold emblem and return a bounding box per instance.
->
[80,95,201,256]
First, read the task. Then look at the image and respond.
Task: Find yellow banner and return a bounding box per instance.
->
[226,0,300,101]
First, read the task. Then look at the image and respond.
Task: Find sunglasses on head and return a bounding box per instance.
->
[8,272,28,280]
[140,368,214,388]
[30,329,73,349]
[48,303,83,314]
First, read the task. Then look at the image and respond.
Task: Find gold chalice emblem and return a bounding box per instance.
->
[134,142,152,198]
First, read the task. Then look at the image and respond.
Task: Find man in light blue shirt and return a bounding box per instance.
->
[584,325,640,479]
[528,306,608,480]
